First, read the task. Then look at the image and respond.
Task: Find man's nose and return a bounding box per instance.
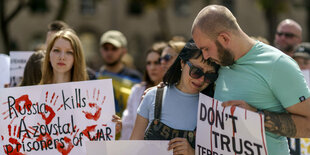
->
[202,50,211,60]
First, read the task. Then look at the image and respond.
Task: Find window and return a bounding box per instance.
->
[174,0,190,17]
[80,0,96,15]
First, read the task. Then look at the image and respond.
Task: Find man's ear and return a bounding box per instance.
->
[217,32,231,47]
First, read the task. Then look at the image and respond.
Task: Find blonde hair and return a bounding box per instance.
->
[40,29,88,84]
[167,40,186,54]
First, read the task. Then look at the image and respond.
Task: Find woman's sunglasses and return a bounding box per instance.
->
[160,54,173,62]
[186,61,218,83]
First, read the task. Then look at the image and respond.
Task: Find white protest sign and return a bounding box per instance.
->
[196,94,268,155]
[0,79,115,155]
[86,140,172,155]
[0,54,10,88]
[9,51,34,87]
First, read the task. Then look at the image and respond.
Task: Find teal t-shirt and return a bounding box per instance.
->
[214,42,310,155]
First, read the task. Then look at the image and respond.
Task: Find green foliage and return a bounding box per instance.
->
[256,0,289,13]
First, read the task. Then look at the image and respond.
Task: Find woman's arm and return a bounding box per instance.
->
[130,114,149,140]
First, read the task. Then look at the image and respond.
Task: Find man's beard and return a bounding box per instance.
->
[215,40,235,66]
[105,57,122,67]
[283,45,294,54]
[274,41,294,53]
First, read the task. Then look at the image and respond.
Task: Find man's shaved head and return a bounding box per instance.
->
[191,5,240,40]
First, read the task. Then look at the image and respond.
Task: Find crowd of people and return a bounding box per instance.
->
[2,4,310,155]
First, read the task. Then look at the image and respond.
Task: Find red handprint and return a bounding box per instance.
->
[56,137,74,155]
[30,123,76,155]
[2,95,33,125]
[81,125,97,140]
[40,91,59,124]
[81,124,113,141]
[82,88,106,121]
[3,121,33,155]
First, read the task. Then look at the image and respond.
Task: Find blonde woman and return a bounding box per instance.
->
[40,29,122,133]
[160,40,186,73]
[40,29,88,84]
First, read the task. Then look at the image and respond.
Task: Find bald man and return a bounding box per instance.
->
[192,5,310,155]
[274,19,302,57]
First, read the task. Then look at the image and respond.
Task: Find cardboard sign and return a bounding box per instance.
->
[196,94,268,155]
[0,79,115,155]
[9,51,34,87]
[86,140,172,155]
[0,54,10,88]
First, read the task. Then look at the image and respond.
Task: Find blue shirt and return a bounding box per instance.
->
[138,85,199,130]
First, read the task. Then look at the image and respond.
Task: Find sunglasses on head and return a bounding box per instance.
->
[276,32,296,38]
[160,54,173,62]
[186,61,218,83]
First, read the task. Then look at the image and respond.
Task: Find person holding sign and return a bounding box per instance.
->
[191,5,310,155]
[39,28,122,134]
[40,29,88,84]
[130,40,219,155]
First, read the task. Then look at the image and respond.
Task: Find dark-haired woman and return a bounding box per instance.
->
[120,45,165,140]
[130,40,219,155]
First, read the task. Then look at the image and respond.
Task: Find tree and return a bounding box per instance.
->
[0,0,68,54]
[305,0,310,41]
[292,0,310,41]
[128,0,171,41]
[256,0,290,43]
[0,0,28,54]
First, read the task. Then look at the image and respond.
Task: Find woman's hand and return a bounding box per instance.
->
[168,138,194,155]
[112,115,122,134]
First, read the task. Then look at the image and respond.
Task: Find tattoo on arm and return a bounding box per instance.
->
[263,110,297,137]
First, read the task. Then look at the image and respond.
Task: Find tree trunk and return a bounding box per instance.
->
[156,7,170,41]
[0,0,26,54]
[306,0,310,41]
[0,0,10,54]
[55,0,68,20]
[264,8,278,44]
